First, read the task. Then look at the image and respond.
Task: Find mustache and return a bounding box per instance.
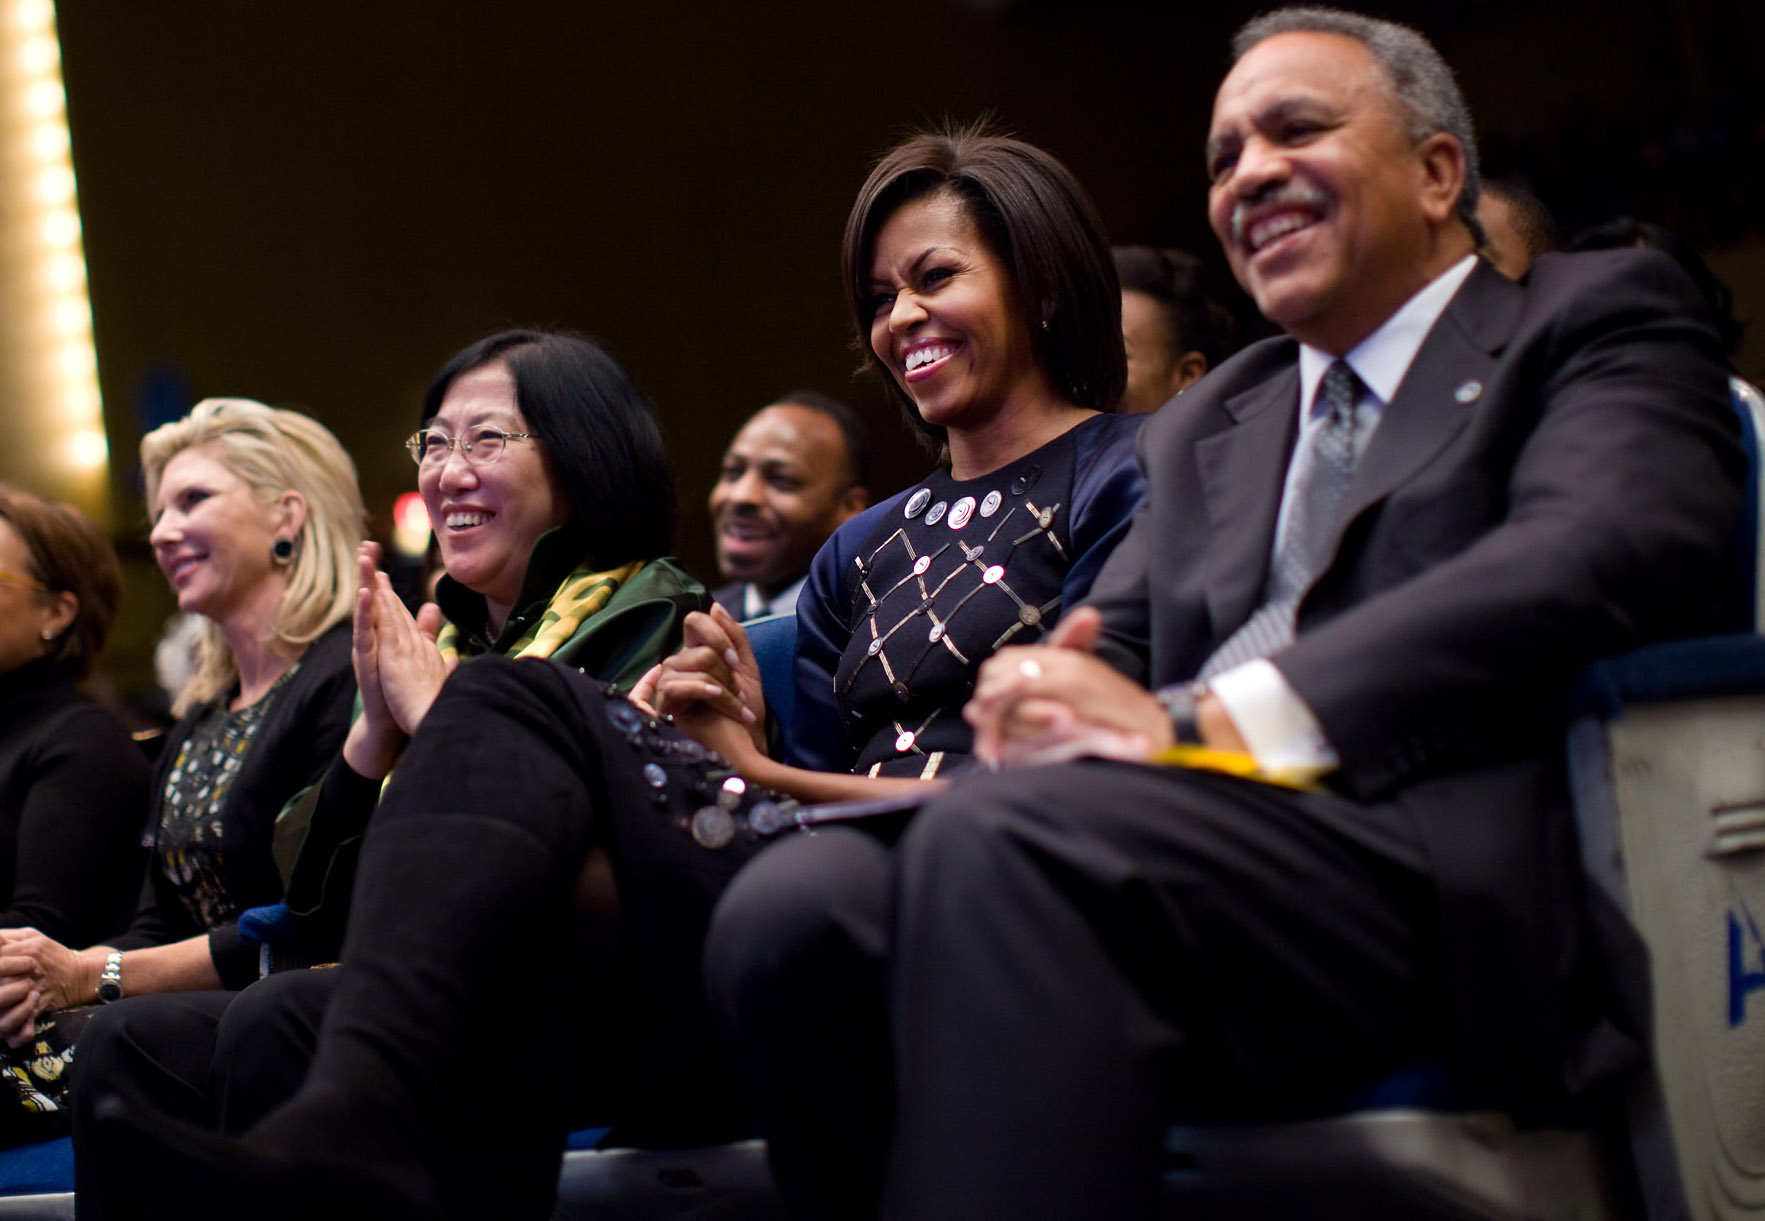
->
[1229,182,1329,246]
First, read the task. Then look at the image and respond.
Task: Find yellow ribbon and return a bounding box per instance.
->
[1146,744,1322,791]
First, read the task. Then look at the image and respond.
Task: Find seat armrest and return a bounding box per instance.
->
[1571,634,1765,721]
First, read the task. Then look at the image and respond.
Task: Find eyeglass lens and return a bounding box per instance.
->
[409,426,512,467]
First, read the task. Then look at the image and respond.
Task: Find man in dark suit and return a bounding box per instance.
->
[706,9,1743,1220]
[708,393,869,620]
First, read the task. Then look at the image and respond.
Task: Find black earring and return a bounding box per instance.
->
[271,537,296,565]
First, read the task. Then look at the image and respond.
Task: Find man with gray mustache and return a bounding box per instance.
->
[706,8,1743,1218]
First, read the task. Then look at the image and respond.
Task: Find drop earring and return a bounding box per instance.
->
[271,537,296,565]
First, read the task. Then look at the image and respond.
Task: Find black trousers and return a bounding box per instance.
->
[71,976,329,1218]
[706,758,1446,1221]
[73,656,763,1221]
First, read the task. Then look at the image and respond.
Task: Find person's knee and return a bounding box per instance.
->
[70,993,229,1126]
[705,830,889,1018]
[899,772,1036,879]
[213,970,338,1132]
[430,652,573,727]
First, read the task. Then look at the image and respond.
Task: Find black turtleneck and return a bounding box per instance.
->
[0,657,152,946]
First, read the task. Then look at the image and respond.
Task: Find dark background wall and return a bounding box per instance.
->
[49,0,1765,706]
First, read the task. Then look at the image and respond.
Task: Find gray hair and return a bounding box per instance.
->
[1232,7,1484,245]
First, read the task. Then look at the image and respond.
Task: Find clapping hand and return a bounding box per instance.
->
[342,542,456,778]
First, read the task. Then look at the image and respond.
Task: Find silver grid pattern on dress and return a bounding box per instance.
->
[845,498,1066,758]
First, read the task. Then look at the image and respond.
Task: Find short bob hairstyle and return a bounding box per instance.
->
[842,126,1126,450]
[142,399,364,713]
[0,484,123,679]
[420,329,676,569]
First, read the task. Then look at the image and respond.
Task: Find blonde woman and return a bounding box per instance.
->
[0,399,361,1035]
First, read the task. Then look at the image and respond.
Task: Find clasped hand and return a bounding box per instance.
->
[630,605,767,767]
[0,929,89,1046]
[965,607,1174,767]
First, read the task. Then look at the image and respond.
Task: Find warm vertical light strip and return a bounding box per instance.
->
[0,0,107,522]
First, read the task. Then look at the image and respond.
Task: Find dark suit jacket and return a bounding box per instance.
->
[1085,250,1744,1111]
[711,582,747,619]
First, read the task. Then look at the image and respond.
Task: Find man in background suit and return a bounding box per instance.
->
[706,8,1743,1220]
[708,393,868,620]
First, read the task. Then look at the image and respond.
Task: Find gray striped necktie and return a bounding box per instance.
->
[1199,360,1363,678]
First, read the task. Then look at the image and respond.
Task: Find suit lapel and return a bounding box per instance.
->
[1196,367,1300,634]
[1333,261,1524,544]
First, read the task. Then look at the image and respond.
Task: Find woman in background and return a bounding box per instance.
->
[1113,244,1237,414]
[0,485,149,949]
[0,399,361,1031]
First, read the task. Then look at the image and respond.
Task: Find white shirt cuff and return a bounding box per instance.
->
[1204,659,1339,777]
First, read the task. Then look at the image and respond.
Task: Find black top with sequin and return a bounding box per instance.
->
[791,413,1146,778]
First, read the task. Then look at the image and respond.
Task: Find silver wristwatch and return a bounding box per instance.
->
[96,950,123,1003]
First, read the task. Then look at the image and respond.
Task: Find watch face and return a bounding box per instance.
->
[97,981,122,1003]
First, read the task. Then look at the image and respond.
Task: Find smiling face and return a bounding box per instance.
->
[709,403,864,596]
[418,361,568,627]
[866,191,1049,438]
[149,444,291,633]
[1205,31,1470,354]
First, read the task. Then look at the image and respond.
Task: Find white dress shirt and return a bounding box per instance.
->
[740,575,808,620]
[1208,254,1479,776]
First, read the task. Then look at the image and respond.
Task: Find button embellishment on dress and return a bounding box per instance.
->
[691,807,735,850]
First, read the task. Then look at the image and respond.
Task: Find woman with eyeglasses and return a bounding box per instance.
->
[0,486,150,953]
[275,329,706,962]
[69,329,706,1216]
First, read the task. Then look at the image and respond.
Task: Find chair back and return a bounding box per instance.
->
[743,612,797,743]
[1559,379,1765,1220]
[1725,377,1765,632]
